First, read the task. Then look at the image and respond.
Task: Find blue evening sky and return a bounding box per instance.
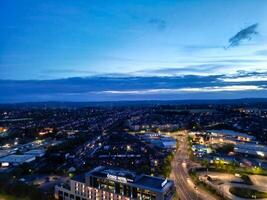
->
[1,0,267,102]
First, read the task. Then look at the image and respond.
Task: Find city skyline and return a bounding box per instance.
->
[1,0,267,102]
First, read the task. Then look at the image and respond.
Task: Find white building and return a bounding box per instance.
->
[55,166,175,200]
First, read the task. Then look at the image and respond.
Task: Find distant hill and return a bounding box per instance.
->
[1,98,267,108]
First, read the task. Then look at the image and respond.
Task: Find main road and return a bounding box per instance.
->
[170,131,217,200]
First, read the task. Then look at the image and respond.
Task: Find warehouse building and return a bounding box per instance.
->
[0,154,36,167]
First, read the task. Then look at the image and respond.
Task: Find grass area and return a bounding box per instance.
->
[0,193,29,200]
[203,165,267,177]
[240,174,253,185]
[196,182,225,200]
[189,170,225,200]
[161,152,174,177]
[230,187,267,199]
[192,152,267,176]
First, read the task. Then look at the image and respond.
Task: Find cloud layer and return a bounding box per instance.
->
[226,23,259,49]
[100,85,263,94]
[1,72,267,102]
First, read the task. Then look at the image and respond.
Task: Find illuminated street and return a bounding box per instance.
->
[171,131,217,200]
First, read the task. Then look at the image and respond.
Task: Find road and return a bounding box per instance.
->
[199,172,267,200]
[170,131,217,200]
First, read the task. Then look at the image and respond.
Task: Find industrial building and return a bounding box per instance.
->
[24,149,45,157]
[140,133,177,150]
[0,154,36,167]
[208,129,255,142]
[234,143,267,158]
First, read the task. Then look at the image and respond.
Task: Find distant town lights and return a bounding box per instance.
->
[126,145,131,151]
[2,162,9,167]
[3,143,10,148]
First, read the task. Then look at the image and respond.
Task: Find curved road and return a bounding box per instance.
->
[170,131,217,200]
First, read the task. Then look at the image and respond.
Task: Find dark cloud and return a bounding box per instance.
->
[226,23,258,49]
[1,74,266,102]
[148,18,167,30]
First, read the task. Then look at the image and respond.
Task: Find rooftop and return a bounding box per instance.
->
[24,149,45,156]
[77,166,173,192]
[0,154,35,163]
[90,166,137,182]
[209,129,255,139]
[235,144,267,152]
[72,174,86,183]
[134,175,170,191]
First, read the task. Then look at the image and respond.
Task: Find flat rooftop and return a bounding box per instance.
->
[24,149,45,156]
[90,166,136,182]
[0,150,12,158]
[0,154,35,163]
[86,166,173,192]
[73,174,86,183]
[134,175,171,191]
[209,129,255,139]
[235,144,267,152]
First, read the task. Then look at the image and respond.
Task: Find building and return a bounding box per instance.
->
[0,154,36,167]
[140,133,177,150]
[191,144,212,157]
[208,129,255,142]
[0,150,14,158]
[24,149,45,157]
[234,143,267,158]
[0,127,8,137]
[55,166,175,200]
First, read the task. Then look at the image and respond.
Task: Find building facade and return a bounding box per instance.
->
[55,166,175,200]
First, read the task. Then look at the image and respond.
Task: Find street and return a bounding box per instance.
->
[170,131,217,200]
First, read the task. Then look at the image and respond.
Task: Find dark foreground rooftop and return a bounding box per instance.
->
[74,166,174,192]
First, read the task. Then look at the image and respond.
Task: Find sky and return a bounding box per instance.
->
[1,0,267,102]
